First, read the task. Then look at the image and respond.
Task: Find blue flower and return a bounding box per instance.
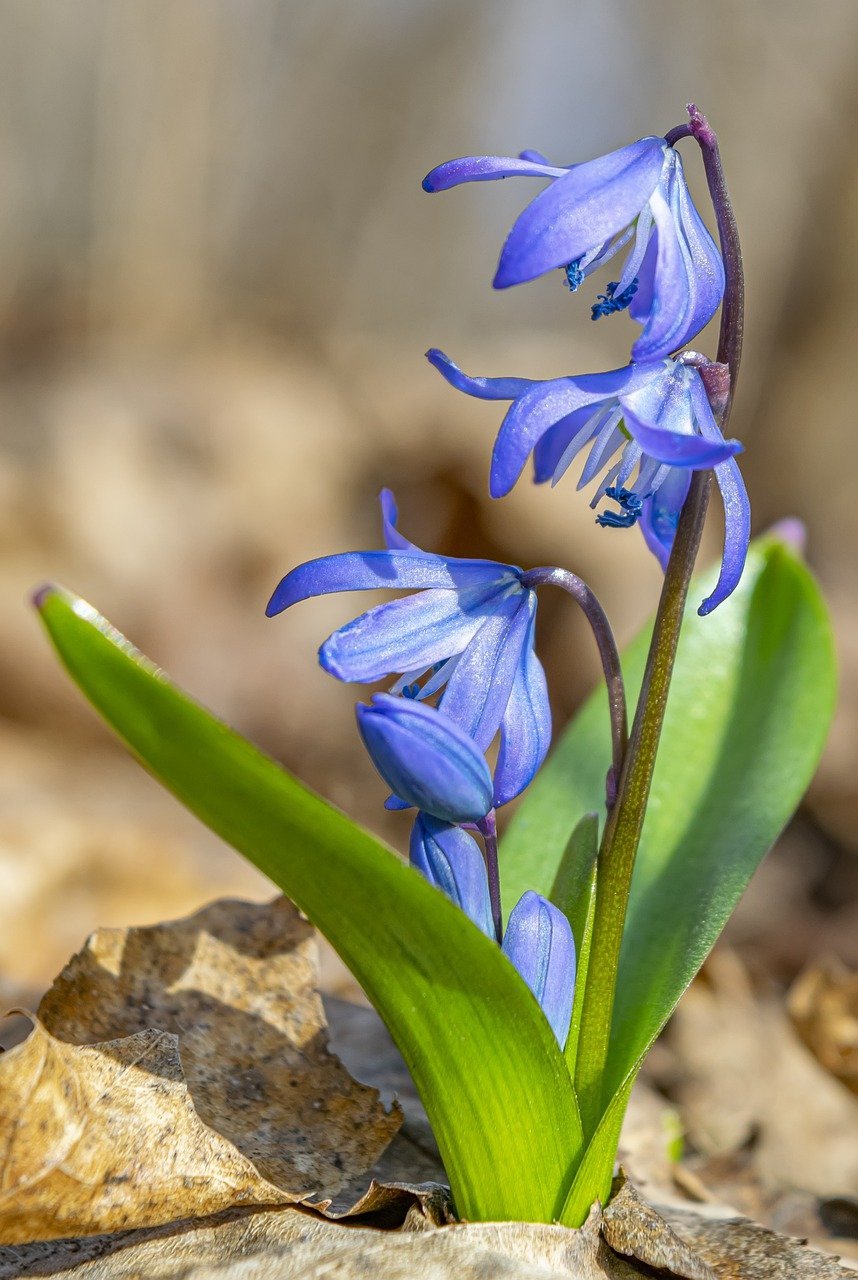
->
[267,490,550,804]
[356,694,493,823]
[423,137,724,363]
[410,813,494,938]
[428,350,749,615]
[502,890,576,1049]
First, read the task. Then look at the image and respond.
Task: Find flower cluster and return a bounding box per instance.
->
[268,114,748,1052]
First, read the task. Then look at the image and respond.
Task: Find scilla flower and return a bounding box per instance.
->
[502,891,576,1049]
[356,694,493,823]
[428,350,749,615]
[423,137,724,363]
[267,490,550,803]
[410,813,494,938]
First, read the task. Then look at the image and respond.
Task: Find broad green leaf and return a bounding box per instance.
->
[548,813,598,1072]
[502,533,836,1108]
[558,1072,635,1225]
[36,587,583,1224]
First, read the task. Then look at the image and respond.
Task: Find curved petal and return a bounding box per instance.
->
[532,405,602,483]
[698,454,751,615]
[493,611,551,805]
[379,489,420,553]
[494,137,666,288]
[441,593,532,749]
[320,585,511,682]
[356,694,493,823]
[639,467,691,570]
[491,364,657,498]
[620,365,742,469]
[631,151,725,362]
[502,892,576,1048]
[409,815,494,937]
[422,154,567,193]
[518,148,553,166]
[266,550,518,617]
[427,348,536,401]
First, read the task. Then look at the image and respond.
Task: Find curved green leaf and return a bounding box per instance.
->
[36,587,582,1223]
[502,534,836,1108]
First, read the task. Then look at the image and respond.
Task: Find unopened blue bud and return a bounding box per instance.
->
[410,814,494,937]
[502,891,576,1049]
[356,693,493,823]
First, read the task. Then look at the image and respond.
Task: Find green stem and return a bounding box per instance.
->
[574,104,743,1134]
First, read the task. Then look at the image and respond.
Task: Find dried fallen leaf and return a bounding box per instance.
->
[0,897,400,1242]
[36,897,401,1196]
[789,959,858,1096]
[0,1019,290,1243]
[602,1174,716,1280]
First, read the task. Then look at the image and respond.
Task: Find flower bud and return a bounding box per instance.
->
[502,891,576,1048]
[356,693,493,824]
[409,814,494,937]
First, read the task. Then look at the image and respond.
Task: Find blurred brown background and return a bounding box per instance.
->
[0,0,856,1009]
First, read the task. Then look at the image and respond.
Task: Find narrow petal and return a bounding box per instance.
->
[494,137,666,288]
[267,550,518,617]
[409,815,494,937]
[620,365,742,469]
[356,694,493,823]
[320,586,510,682]
[441,593,532,749]
[422,154,567,193]
[502,892,576,1048]
[532,406,602,483]
[639,468,691,570]
[493,611,551,805]
[428,348,535,401]
[698,454,751,615]
[379,489,420,552]
[631,151,725,362]
[491,364,658,498]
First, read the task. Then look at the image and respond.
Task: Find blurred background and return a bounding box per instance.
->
[0,0,857,1222]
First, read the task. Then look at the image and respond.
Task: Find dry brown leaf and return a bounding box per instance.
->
[0,1019,291,1244]
[36,897,401,1197]
[789,959,858,1095]
[602,1174,716,1280]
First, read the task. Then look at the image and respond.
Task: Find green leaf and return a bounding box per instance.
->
[548,813,599,1072]
[502,533,836,1106]
[36,587,583,1224]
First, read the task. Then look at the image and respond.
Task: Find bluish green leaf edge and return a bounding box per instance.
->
[36,586,583,1224]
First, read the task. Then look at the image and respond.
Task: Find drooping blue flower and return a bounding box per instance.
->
[423,138,724,363]
[267,490,551,804]
[410,813,494,938]
[356,693,493,823]
[428,350,749,615]
[502,890,576,1049]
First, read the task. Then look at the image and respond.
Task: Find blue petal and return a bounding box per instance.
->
[320,584,513,682]
[379,489,420,552]
[440,592,533,750]
[493,610,551,805]
[491,364,658,498]
[409,814,494,937]
[267,550,519,617]
[639,468,691,570]
[422,154,567,193]
[631,150,725,362]
[698,455,751,615]
[620,365,742,469]
[494,138,666,288]
[502,891,576,1048]
[356,694,493,823]
[427,349,536,401]
[532,406,602,484]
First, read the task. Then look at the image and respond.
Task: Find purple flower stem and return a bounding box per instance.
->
[520,567,628,805]
[476,810,504,944]
[574,104,744,1136]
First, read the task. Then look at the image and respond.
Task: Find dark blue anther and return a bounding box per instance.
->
[595,486,646,529]
[564,258,584,292]
[402,683,421,698]
[591,277,639,320]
